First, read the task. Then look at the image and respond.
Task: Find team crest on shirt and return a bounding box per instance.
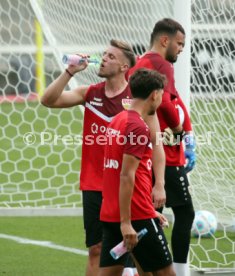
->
[122,98,133,110]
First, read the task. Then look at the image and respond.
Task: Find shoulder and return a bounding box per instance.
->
[85,81,106,100]
[111,110,128,124]
[151,54,173,73]
[126,111,149,135]
[129,53,172,75]
[107,111,128,133]
[127,54,154,76]
[88,81,105,92]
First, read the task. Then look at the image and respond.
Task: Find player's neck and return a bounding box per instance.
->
[150,45,166,59]
[130,100,149,121]
[105,77,127,98]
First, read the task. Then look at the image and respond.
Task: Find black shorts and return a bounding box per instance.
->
[100,218,172,272]
[165,166,193,207]
[82,191,134,267]
[82,191,103,247]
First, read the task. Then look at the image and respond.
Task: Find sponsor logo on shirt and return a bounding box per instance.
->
[106,127,120,136]
[94,97,102,102]
[104,158,119,169]
[90,97,103,107]
[91,123,107,134]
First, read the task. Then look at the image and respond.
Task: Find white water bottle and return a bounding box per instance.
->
[62,54,100,65]
[110,228,148,260]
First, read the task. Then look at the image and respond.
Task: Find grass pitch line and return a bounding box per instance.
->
[0,233,88,256]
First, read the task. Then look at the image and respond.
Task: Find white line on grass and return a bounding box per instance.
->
[0,233,88,256]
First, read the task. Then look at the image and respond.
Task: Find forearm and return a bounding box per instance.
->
[148,114,165,189]
[152,142,166,208]
[177,96,192,132]
[119,174,135,224]
[119,155,139,249]
[152,143,165,189]
[146,114,166,207]
[160,92,183,130]
[41,71,71,107]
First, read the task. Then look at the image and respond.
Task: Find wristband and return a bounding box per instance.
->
[65,69,73,77]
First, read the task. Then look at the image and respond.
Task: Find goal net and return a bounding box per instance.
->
[189,0,235,271]
[0,0,234,271]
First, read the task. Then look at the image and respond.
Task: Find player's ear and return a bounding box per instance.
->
[120,63,129,72]
[151,90,157,101]
[160,35,169,48]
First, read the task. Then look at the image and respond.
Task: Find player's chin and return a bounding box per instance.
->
[169,56,177,63]
[171,57,177,63]
[97,70,106,78]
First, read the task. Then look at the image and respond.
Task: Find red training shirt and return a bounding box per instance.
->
[128,52,192,166]
[100,110,157,222]
[79,82,132,191]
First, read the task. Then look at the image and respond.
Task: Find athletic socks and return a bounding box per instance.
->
[122,267,139,276]
[173,262,190,276]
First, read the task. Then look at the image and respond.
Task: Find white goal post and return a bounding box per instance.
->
[0,0,234,272]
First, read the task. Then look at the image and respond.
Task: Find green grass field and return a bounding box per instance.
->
[0,217,87,276]
[0,100,234,272]
[0,216,234,275]
[0,102,83,208]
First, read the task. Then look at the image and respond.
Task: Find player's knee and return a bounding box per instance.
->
[169,270,176,276]
[173,205,195,234]
[181,205,195,225]
[183,212,195,231]
[89,242,102,259]
[154,266,176,276]
[159,269,176,276]
[188,205,195,226]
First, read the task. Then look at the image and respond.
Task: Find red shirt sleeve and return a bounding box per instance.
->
[156,62,180,129]
[124,121,150,160]
[84,84,95,102]
[157,91,180,129]
[177,97,192,131]
[160,62,178,96]
[84,82,105,102]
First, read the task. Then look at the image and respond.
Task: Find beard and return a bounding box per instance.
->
[165,48,177,63]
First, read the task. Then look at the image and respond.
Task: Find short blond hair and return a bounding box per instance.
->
[110,39,136,68]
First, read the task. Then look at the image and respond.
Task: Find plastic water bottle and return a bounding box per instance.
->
[110,228,148,260]
[62,54,100,65]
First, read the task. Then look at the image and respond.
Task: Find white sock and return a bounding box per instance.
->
[122,267,134,276]
[132,267,139,276]
[173,262,190,276]
[133,268,139,276]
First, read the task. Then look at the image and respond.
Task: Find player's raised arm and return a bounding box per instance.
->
[41,57,89,108]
